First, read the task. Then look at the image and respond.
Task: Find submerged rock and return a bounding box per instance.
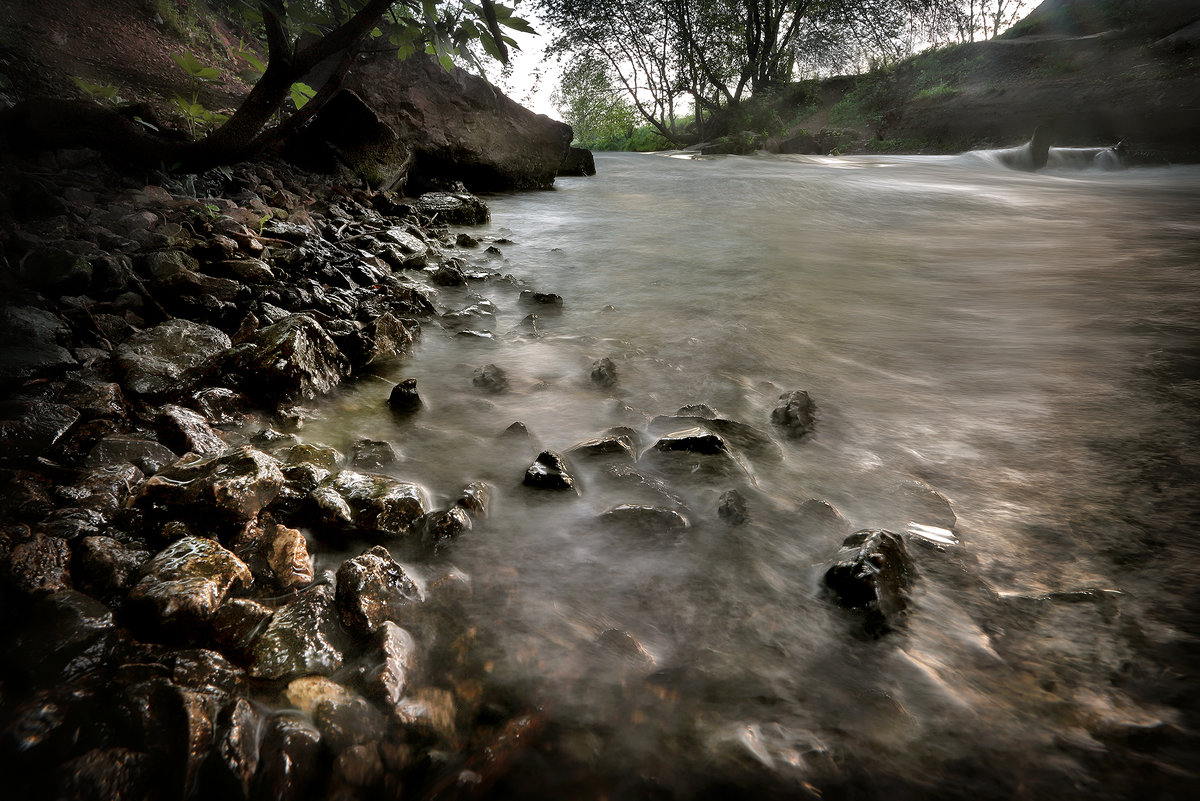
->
[387,378,423,414]
[523,450,578,492]
[0,305,77,381]
[128,536,253,625]
[363,621,418,706]
[419,506,472,554]
[771,390,817,439]
[0,402,81,464]
[718,489,749,525]
[455,480,492,519]
[823,529,915,635]
[589,357,618,388]
[311,471,428,540]
[250,584,345,680]
[335,545,423,636]
[472,363,509,393]
[566,434,637,463]
[253,713,322,801]
[597,504,690,536]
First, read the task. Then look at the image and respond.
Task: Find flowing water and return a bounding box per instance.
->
[303,152,1200,798]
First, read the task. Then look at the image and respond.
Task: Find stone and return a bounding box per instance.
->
[59,379,127,421]
[226,314,350,404]
[472,363,509,393]
[253,713,322,801]
[0,305,77,381]
[823,529,916,635]
[0,402,80,464]
[56,748,152,801]
[208,257,274,282]
[523,450,578,492]
[891,480,957,530]
[236,521,314,592]
[796,498,852,538]
[653,427,730,456]
[649,414,781,461]
[567,434,637,463]
[771,390,817,439]
[13,589,114,682]
[85,435,178,475]
[443,302,497,331]
[519,290,564,312]
[128,536,253,624]
[589,357,619,388]
[7,532,72,594]
[312,694,387,754]
[597,504,690,536]
[285,676,354,714]
[431,262,467,286]
[407,192,490,224]
[134,446,285,530]
[250,584,345,680]
[335,545,423,636]
[363,621,418,706]
[559,146,597,176]
[387,378,423,414]
[75,535,152,599]
[420,506,472,554]
[155,404,226,456]
[349,439,398,469]
[455,481,491,519]
[455,232,479,247]
[206,697,264,800]
[21,247,93,293]
[45,463,143,540]
[209,598,273,661]
[718,489,749,525]
[113,319,231,399]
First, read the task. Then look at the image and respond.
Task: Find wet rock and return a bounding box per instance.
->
[589,357,619,388]
[171,648,248,696]
[85,434,178,475]
[363,621,418,706]
[796,498,852,538]
[204,696,264,800]
[653,427,730,456]
[0,402,80,464]
[314,694,388,754]
[113,319,231,399]
[455,481,491,519]
[0,305,77,381]
[226,314,350,404]
[60,379,127,421]
[7,532,72,593]
[335,545,423,636]
[650,414,781,461]
[891,480,957,530]
[601,464,686,508]
[718,489,749,525]
[279,442,343,471]
[771,389,817,439]
[156,404,226,456]
[567,434,637,463]
[134,446,285,530]
[312,471,427,540]
[21,247,92,293]
[519,290,564,312]
[409,192,490,225]
[250,584,345,680]
[191,387,251,426]
[361,311,417,365]
[329,743,385,800]
[823,529,915,634]
[236,521,314,592]
[209,598,273,661]
[456,232,479,247]
[420,506,472,554]
[1,470,56,521]
[523,450,578,492]
[75,535,152,599]
[13,589,114,682]
[387,378,423,414]
[56,748,152,801]
[442,302,497,331]
[253,713,322,801]
[431,262,467,286]
[472,363,509,393]
[208,257,274,283]
[597,504,690,536]
[378,228,429,268]
[53,462,142,523]
[128,536,253,625]
[285,675,354,714]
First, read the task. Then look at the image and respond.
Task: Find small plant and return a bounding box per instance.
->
[171,51,229,138]
[71,77,123,104]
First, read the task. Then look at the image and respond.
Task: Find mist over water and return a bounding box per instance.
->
[301,153,1200,797]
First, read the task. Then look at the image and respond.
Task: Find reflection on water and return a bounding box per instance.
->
[300,153,1200,797]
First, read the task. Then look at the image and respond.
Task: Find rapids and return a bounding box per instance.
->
[298,152,1200,798]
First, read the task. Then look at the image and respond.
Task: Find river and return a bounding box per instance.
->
[302,152,1200,798]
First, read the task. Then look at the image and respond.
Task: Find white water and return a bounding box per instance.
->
[303,152,1200,798]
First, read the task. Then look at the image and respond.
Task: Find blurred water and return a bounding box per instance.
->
[302,152,1200,798]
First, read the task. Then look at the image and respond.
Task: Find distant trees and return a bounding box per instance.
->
[550,55,639,149]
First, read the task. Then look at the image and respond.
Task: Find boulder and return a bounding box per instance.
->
[225,314,350,404]
[823,529,915,635]
[113,319,231,399]
[559,146,597,176]
[253,713,322,801]
[127,536,253,624]
[310,471,428,540]
[771,390,817,439]
[0,305,77,382]
[472,363,509,393]
[155,404,226,456]
[387,378,423,414]
[340,54,574,191]
[335,545,423,636]
[249,584,345,680]
[408,191,491,225]
[567,434,637,463]
[0,402,80,464]
[523,450,579,492]
[134,446,285,530]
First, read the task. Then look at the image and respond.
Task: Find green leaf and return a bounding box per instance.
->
[290,82,317,110]
[236,50,267,74]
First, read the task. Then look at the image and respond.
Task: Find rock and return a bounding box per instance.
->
[206,697,264,800]
[597,504,690,536]
[379,228,429,266]
[649,414,781,461]
[226,314,349,404]
[209,598,273,661]
[208,257,274,283]
[113,319,231,399]
[75,535,152,599]
[250,584,345,680]
[387,378,423,414]
[0,402,80,464]
[363,621,418,706]
[420,506,472,554]
[559,146,597,176]
[431,262,467,286]
[155,404,226,456]
[770,390,817,439]
[285,676,354,714]
[253,713,322,801]
[12,589,114,682]
[349,439,398,469]
[589,357,619,388]
[455,481,491,519]
[236,521,314,592]
[59,379,128,421]
[408,191,490,224]
[718,489,749,525]
[519,290,564,312]
[128,536,253,625]
[340,53,572,191]
[472,363,509,393]
[796,498,852,538]
[823,529,915,634]
[190,387,251,426]
[456,232,479,247]
[21,247,93,293]
[595,628,653,663]
[7,532,72,593]
[313,694,387,754]
[0,305,77,381]
[46,462,143,539]
[653,427,730,456]
[891,480,957,530]
[567,434,637,463]
[523,450,578,492]
[85,434,178,475]
[335,545,423,636]
[311,471,428,540]
[134,446,285,530]
[56,748,152,801]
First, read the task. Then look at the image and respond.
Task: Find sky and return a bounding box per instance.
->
[488,8,563,119]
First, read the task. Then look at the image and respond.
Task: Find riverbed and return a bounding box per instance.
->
[299,152,1200,798]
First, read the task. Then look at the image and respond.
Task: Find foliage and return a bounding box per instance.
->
[828,67,900,133]
[171,50,230,137]
[551,55,638,149]
[71,77,123,104]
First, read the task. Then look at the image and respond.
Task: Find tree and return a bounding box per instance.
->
[550,55,639,149]
[1,0,533,170]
